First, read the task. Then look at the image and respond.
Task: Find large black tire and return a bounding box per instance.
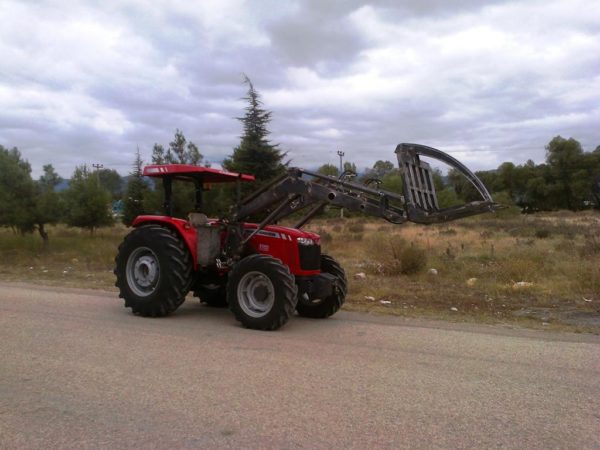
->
[227,254,298,330]
[194,284,228,308]
[114,225,192,317]
[296,254,347,319]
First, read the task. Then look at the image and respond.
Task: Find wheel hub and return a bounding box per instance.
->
[237,271,275,318]
[134,255,157,287]
[126,247,160,297]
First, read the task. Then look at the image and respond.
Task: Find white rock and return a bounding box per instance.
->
[466,278,477,286]
[428,268,438,276]
[364,296,376,302]
[450,307,458,312]
[380,300,392,305]
[512,281,534,289]
[354,272,367,280]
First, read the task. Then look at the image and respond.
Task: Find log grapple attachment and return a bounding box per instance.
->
[396,143,500,224]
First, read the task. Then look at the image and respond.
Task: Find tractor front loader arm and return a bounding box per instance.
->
[231,167,407,225]
[229,143,502,233]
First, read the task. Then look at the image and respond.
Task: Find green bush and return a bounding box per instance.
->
[365,234,427,275]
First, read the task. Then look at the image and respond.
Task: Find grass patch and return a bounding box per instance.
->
[305,211,600,331]
[0,224,127,289]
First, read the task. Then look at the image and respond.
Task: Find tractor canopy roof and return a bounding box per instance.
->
[143,164,255,183]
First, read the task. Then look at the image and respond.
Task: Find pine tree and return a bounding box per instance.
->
[122,148,149,225]
[151,144,167,164]
[223,75,285,188]
[152,130,203,165]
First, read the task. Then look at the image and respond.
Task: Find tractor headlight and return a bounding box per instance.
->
[297,237,315,246]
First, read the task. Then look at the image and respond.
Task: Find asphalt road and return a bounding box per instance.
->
[1,282,599,449]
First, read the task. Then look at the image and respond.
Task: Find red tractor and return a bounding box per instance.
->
[115,144,501,330]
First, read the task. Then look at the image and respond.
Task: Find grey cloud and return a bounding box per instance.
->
[268,12,366,71]
[0,0,599,179]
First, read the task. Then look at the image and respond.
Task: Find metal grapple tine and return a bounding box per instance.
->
[396,143,501,224]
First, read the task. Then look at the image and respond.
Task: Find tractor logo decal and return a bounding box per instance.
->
[244,230,281,239]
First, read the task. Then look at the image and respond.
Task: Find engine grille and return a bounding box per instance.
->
[298,244,321,270]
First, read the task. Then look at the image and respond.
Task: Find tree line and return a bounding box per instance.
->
[1,76,599,245]
[315,137,600,212]
[0,76,287,244]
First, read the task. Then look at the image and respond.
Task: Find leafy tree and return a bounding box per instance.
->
[431,168,445,192]
[33,164,63,245]
[447,168,481,202]
[497,162,517,198]
[437,187,462,208]
[0,149,64,243]
[0,145,36,233]
[380,169,403,193]
[97,168,124,200]
[122,148,149,225]
[545,136,587,209]
[343,161,357,174]
[39,163,62,187]
[63,165,113,233]
[369,160,395,179]
[223,75,285,192]
[317,163,339,177]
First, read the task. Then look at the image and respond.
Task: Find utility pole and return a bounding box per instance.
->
[92,163,104,187]
[337,150,345,219]
[337,150,345,175]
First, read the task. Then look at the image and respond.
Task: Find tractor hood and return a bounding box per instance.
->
[243,223,321,245]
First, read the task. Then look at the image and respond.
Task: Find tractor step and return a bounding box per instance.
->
[396,143,502,224]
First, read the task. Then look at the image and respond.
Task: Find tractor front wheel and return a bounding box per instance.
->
[114,225,192,317]
[227,254,298,330]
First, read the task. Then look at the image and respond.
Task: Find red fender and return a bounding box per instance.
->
[132,216,199,268]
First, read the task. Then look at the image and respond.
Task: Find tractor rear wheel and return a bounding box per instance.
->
[114,225,192,317]
[296,254,347,319]
[227,254,298,330]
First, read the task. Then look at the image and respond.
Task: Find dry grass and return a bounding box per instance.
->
[1,211,599,332]
[302,211,600,331]
[0,225,127,289]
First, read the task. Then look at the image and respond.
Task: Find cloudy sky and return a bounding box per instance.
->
[1,0,599,178]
